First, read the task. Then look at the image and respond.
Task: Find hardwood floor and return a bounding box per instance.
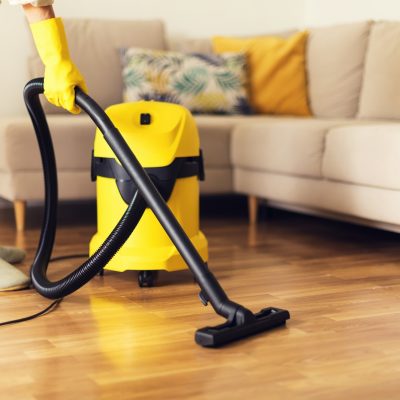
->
[1,202,400,399]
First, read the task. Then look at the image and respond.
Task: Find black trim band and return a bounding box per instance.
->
[91,152,205,204]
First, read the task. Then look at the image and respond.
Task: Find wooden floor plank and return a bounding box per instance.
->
[1,205,400,399]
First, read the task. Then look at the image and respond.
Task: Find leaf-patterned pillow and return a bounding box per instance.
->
[120,48,252,115]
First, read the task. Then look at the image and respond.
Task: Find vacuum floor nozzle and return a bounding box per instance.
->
[195,307,290,348]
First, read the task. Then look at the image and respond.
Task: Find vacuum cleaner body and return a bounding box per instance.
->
[26,78,290,347]
[90,101,208,273]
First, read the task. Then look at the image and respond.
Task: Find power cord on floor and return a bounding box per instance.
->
[0,298,63,327]
[0,254,88,327]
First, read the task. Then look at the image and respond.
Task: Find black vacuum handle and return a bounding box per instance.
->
[24,78,242,321]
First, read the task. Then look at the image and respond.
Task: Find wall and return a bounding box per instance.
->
[0,0,305,117]
[304,0,400,27]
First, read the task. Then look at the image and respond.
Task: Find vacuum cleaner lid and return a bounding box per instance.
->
[93,101,200,168]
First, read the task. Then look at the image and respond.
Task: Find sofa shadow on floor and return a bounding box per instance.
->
[0,195,399,251]
[0,195,249,230]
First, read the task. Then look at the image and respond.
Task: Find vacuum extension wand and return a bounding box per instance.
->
[25,78,290,347]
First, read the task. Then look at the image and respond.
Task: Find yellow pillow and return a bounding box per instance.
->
[212,32,311,116]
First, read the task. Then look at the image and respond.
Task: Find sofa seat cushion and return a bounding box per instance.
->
[323,124,400,190]
[0,114,258,174]
[0,170,96,202]
[231,118,377,179]
[0,115,95,172]
[0,113,258,172]
[195,115,269,168]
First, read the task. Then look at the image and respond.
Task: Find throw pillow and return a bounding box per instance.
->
[120,49,252,115]
[212,31,311,116]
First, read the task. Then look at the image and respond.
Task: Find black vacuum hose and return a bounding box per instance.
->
[25,78,237,323]
[25,78,147,299]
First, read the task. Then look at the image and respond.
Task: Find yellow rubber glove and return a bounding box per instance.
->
[30,17,88,114]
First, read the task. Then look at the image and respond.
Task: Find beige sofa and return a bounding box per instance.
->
[2,19,400,233]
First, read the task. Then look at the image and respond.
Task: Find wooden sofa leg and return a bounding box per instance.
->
[248,195,259,225]
[13,200,26,232]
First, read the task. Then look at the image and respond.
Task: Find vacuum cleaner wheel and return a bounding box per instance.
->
[138,270,158,288]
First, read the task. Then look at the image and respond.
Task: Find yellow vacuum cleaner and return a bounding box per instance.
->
[89,101,208,287]
[25,78,290,347]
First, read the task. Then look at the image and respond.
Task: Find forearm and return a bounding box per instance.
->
[24,1,87,112]
[22,4,54,23]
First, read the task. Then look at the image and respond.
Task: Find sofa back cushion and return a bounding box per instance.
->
[28,19,167,113]
[358,22,400,119]
[168,31,296,54]
[307,21,371,118]
[169,37,213,54]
